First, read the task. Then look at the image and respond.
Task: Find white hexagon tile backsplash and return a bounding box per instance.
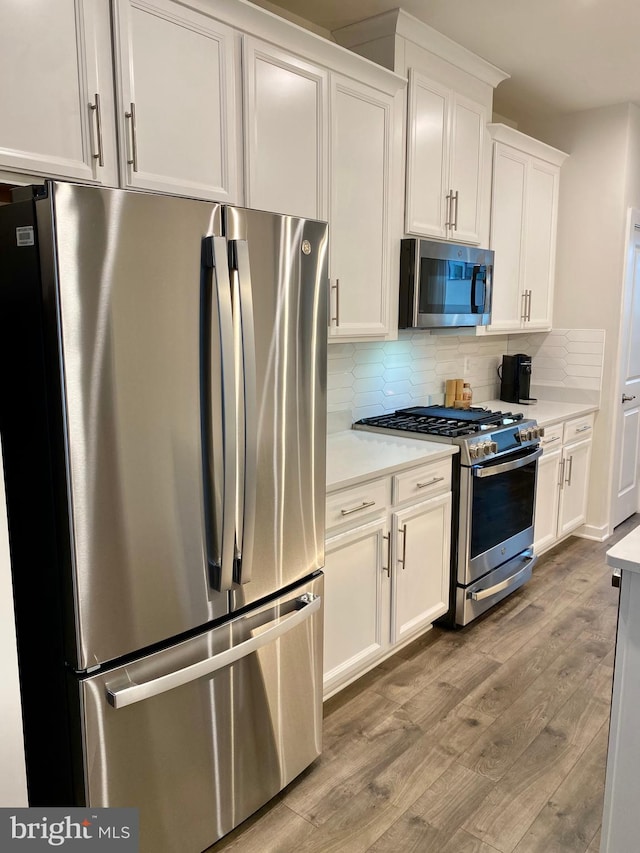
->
[328,328,605,424]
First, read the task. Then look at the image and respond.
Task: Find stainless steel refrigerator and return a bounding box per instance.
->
[0,182,327,852]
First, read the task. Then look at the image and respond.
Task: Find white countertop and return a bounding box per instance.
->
[326,430,458,492]
[607,526,640,574]
[481,398,598,428]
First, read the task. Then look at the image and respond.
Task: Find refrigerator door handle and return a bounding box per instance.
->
[229,238,257,585]
[105,593,321,709]
[203,235,237,592]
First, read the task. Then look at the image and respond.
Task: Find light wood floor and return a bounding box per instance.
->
[210,517,638,853]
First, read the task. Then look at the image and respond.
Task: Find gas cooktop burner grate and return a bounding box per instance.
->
[356,405,525,437]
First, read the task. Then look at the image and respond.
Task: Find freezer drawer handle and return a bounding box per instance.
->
[106,594,321,709]
[468,558,536,602]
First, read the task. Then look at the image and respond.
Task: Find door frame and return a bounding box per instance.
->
[611,207,640,528]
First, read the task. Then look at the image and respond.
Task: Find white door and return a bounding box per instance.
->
[0,0,117,185]
[243,37,328,220]
[113,0,240,201]
[323,519,389,696]
[613,209,640,527]
[524,159,558,330]
[448,94,486,245]
[533,446,562,554]
[392,493,451,644]
[329,76,391,338]
[558,439,592,538]
[405,71,448,239]
[488,144,527,332]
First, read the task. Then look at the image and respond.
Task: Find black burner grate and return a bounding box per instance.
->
[356,405,524,437]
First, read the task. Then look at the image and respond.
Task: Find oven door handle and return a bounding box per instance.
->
[469,556,537,601]
[472,446,542,477]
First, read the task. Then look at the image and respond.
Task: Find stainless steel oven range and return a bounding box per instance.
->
[354,406,543,626]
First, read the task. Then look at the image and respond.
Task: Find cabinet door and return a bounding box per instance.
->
[405,71,448,239]
[113,0,240,201]
[0,0,117,185]
[558,439,592,537]
[523,159,559,330]
[329,76,392,338]
[392,493,451,645]
[448,94,486,245]
[533,447,562,554]
[323,519,389,697]
[488,143,527,333]
[243,37,328,220]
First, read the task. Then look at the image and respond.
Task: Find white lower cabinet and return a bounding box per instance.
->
[323,456,452,698]
[534,415,594,555]
[392,493,451,644]
[323,518,390,697]
[557,438,592,537]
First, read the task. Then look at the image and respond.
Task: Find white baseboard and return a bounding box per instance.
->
[574,523,610,542]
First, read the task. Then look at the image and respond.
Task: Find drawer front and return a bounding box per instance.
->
[540,423,564,451]
[326,478,390,531]
[563,413,595,444]
[393,458,451,506]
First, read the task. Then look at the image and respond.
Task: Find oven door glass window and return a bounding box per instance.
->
[418,258,489,315]
[470,458,536,559]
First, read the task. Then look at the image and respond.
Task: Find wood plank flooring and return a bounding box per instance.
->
[209,518,638,853]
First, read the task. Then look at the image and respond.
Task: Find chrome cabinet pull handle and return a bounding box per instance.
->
[558,458,565,488]
[575,425,591,433]
[331,279,340,327]
[340,499,375,516]
[125,102,139,172]
[416,476,445,488]
[452,190,459,231]
[398,523,408,569]
[565,455,574,486]
[89,93,104,166]
[445,191,453,228]
[521,291,528,323]
[542,436,561,445]
[622,394,636,403]
[382,533,391,577]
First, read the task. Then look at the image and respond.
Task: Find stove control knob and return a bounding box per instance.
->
[469,444,480,460]
[490,441,498,454]
[538,426,545,438]
[482,441,493,457]
[518,429,528,443]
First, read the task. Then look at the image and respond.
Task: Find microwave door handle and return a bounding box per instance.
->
[470,265,484,311]
[202,236,237,592]
[228,238,257,586]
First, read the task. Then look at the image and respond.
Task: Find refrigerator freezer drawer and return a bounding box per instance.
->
[79,575,323,853]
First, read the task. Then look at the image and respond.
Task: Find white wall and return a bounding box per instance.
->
[0,440,28,806]
[521,103,640,536]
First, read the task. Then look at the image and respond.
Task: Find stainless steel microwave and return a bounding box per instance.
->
[399,239,494,329]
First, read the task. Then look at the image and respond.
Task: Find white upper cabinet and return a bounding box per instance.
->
[112,0,240,202]
[329,75,394,338]
[0,0,117,185]
[487,124,567,334]
[406,70,486,245]
[243,37,328,220]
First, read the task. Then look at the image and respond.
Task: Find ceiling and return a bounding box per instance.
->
[260,0,640,123]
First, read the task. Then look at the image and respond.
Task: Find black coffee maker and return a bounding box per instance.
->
[499,353,537,405]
